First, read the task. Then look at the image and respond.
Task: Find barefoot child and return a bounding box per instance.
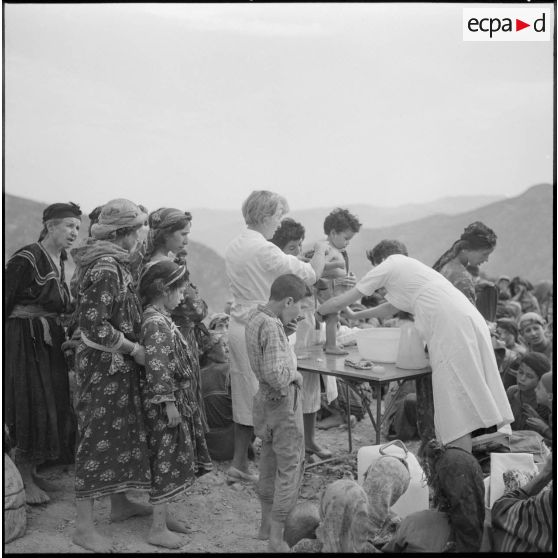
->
[316,208,361,355]
[245,274,310,551]
[139,260,213,549]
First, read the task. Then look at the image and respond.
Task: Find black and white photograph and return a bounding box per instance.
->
[3,1,554,553]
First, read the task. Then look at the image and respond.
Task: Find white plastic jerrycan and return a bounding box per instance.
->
[357,440,429,518]
[395,320,429,370]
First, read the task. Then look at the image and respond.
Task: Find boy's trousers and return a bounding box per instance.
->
[253,383,305,522]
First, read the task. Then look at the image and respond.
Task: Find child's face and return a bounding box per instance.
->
[495,327,515,348]
[164,285,186,311]
[166,223,191,255]
[516,363,540,392]
[283,239,303,257]
[328,229,355,250]
[279,298,303,325]
[521,323,546,346]
[535,380,552,408]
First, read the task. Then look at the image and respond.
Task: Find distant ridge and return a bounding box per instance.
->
[346,183,553,283]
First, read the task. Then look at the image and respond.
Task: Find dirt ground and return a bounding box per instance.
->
[5,406,421,554]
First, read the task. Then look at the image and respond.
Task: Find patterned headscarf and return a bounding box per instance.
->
[91,199,147,240]
[145,207,192,259]
[433,221,497,272]
[315,479,379,553]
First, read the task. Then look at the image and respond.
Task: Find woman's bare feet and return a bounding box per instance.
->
[147,526,184,549]
[24,481,50,505]
[110,494,152,522]
[72,527,113,553]
[32,474,59,493]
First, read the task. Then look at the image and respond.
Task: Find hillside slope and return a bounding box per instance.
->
[3,195,230,314]
[345,183,553,283]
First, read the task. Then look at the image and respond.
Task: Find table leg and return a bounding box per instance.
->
[375,387,382,445]
[345,381,352,453]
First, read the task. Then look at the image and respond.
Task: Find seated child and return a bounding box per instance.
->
[245,274,310,552]
[316,208,362,355]
[518,312,552,360]
[505,352,551,431]
[524,371,552,445]
[139,261,213,549]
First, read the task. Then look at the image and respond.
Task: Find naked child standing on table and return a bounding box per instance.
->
[245,274,311,552]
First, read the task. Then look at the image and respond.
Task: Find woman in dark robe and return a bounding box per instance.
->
[5,202,82,504]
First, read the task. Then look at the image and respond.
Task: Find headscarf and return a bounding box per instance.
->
[43,201,82,222]
[518,311,545,331]
[90,199,147,240]
[145,207,192,261]
[432,221,497,272]
[315,479,379,553]
[520,351,551,377]
[362,455,411,532]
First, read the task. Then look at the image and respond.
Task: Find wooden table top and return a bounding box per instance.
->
[296,344,431,384]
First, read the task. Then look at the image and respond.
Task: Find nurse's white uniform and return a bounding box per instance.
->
[225,229,316,425]
[356,254,513,445]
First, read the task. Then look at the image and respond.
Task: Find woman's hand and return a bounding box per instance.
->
[132,345,146,366]
[165,401,181,427]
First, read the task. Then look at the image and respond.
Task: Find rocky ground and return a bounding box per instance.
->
[5,407,421,554]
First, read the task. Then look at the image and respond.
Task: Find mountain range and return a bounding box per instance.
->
[3,184,553,315]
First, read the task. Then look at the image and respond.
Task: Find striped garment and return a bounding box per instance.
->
[491,483,554,552]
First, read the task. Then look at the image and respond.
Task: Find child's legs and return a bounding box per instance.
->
[269,388,305,523]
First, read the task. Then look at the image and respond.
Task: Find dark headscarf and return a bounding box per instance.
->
[433,222,497,272]
[42,202,82,222]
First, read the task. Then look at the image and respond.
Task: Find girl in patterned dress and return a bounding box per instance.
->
[139,260,212,549]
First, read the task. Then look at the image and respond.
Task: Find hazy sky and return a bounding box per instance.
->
[4,2,554,214]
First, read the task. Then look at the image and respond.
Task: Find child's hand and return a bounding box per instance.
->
[522,403,542,420]
[132,345,146,366]
[165,401,181,427]
[284,320,298,337]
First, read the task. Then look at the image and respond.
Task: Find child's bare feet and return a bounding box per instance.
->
[324,345,348,355]
[110,495,152,522]
[72,527,113,553]
[166,516,192,534]
[147,526,184,549]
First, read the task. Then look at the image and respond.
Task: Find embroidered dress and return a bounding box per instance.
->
[73,254,150,499]
[4,242,76,464]
[141,305,212,504]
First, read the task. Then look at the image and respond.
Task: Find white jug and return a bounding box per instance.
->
[395,320,429,369]
[357,440,429,518]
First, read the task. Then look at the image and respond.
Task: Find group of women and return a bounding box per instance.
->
[5,190,516,552]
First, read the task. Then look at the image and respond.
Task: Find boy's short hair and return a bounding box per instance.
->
[519,351,551,377]
[269,274,311,302]
[270,218,305,250]
[323,208,362,235]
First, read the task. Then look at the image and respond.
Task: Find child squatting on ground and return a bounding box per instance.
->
[245,273,311,552]
[315,208,361,355]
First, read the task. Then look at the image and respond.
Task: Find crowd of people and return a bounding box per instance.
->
[4,191,554,552]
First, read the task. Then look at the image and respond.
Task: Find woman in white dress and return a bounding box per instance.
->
[318,239,513,452]
[224,190,328,482]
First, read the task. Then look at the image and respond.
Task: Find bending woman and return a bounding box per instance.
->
[318,239,513,452]
[5,202,82,504]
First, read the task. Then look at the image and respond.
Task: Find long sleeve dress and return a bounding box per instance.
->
[141,306,212,504]
[73,254,150,499]
[4,242,76,464]
[356,254,513,445]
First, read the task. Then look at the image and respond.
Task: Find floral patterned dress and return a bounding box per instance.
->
[141,305,212,504]
[73,255,151,499]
